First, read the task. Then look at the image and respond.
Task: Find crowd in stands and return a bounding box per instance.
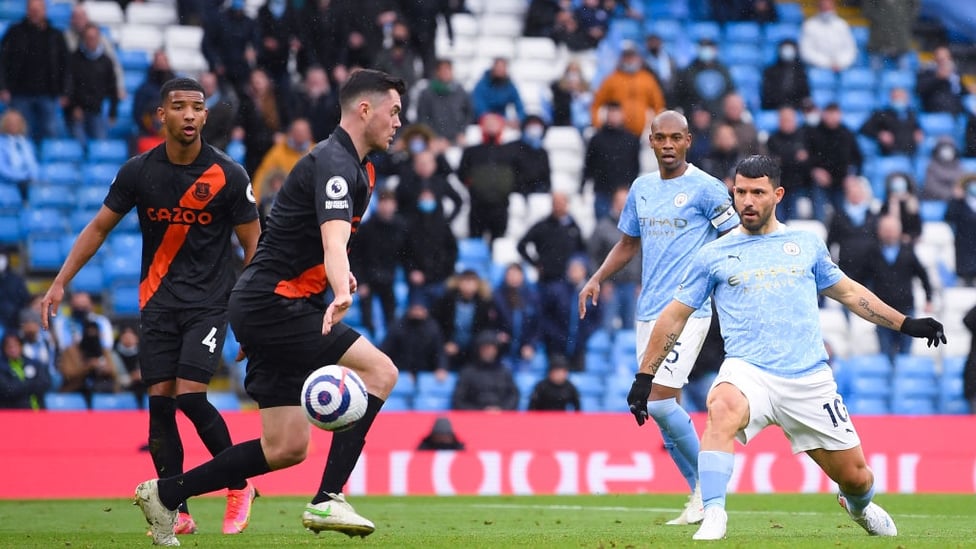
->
[0,0,975,414]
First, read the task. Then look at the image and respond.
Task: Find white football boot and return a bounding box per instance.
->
[837,493,898,536]
[692,506,728,541]
[667,484,705,525]
[134,480,180,546]
[302,493,375,537]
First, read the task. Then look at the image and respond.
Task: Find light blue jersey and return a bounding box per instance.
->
[675,226,844,378]
[618,164,739,321]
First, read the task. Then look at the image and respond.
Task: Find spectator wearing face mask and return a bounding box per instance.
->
[590,43,665,136]
[922,138,965,201]
[945,175,976,287]
[549,61,592,130]
[395,149,463,224]
[761,39,811,111]
[859,87,924,157]
[672,38,735,117]
[917,46,965,115]
[879,171,922,243]
[643,34,678,104]
[798,0,857,72]
[458,113,520,247]
[251,117,313,206]
[402,188,459,307]
[512,115,552,197]
[583,101,641,220]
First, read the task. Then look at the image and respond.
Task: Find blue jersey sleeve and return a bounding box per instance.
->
[617,183,641,237]
[673,246,714,311]
[700,177,738,232]
[812,235,844,292]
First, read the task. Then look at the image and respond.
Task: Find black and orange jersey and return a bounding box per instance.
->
[235,127,374,304]
[104,142,259,311]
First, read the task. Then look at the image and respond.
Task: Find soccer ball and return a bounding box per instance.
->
[301,365,368,431]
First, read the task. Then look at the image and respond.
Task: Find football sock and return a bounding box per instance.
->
[148,396,188,513]
[840,482,876,516]
[311,394,385,504]
[176,392,246,490]
[158,439,271,511]
[647,398,699,492]
[698,450,734,509]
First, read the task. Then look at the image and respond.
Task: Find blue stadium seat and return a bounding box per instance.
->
[839,68,877,91]
[890,397,935,415]
[645,19,682,42]
[81,162,121,186]
[412,394,451,411]
[848,375,890,399]
[724,21,761,43]
[416,371,458,398]
[77,186,110,211]
[123,70,144,94]
[807,67,837,91]
[69,209,96,233]
[645,1,688,21]
[515,372,539,399]
[892,376,938,399]
[70,263,106,295]
[103,253,142,285]
[729,65,761,91]
[810,88,836,109]
[107,232,142,255]
[390,371,416,398]
[918,113,957,138]
[580,395,603,412]
[88,139,130,164]
[118,48,150,71]
[26,235,65,271]
[92,393,140,411]
[207,392,241,411]
[845,397,889,415]
[776,2,805,24]
[879,69,916,93]
[0,213,19,244]
[850,25,869,48]
[763,22,800,45]
[109,281,141,315]
[226,140,246,165]
[601,392,630,412]
[838,90,877,113]
[585,329,611,355]
[569,372,604,397]
[40,162,83,186]
[28,184,75,211]
[382,395,411,411]
[0,183,21,212]
[938,398,970,414]
[841,110,869,132]
[21,208,67,237]
[920,200,948,222]
[943,355,966,377]
[44,392,89,411]
[688,21,721,43]
[754,110,781,134]
[843,354,892,377]
[893,355,937,377]
[115,211,141,233]
[40,138,85,164]
[458,237,491,265]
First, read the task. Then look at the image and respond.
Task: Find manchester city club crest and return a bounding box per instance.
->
[193,182,211,200]
[674,193,688,207]
[783,242,800,255]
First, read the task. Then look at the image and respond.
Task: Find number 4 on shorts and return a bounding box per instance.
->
[201,327,218,353]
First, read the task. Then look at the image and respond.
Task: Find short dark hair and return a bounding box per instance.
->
[735,155,782,188]
[339,69,406,111]
[159,77,204,103]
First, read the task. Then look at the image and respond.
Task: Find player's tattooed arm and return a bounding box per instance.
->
[638,300,694,375]
[641,332,679,376]
[856,297,897,328]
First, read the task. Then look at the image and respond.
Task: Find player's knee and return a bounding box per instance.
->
[705,386,747,429]
[838,462,873,493]
[263,439,308,469]
[372,354,399,396]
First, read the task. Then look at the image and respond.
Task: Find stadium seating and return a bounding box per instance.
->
[117,48,151,72]
[416,372,458,399]
[412,394,451,411]
[0,183,19,212]
[28,185,75,211]
[108,281,141,316]
[207,392,241,411]
[41,162,83,187]
[87,139,129,164]
[890,397,937,415]
[70,263,106,295]
[382,395,411,412]
[103,253,141,286]
[21,208,68,238]
[845,397,889,415]
[40,139,85,164]
[44,392,89,411]
[92,393,140,411]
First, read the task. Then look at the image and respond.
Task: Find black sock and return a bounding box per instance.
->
[148,396,189,513]
[157,439,271,511]
[176,392,246,490]
[311,394,385,504]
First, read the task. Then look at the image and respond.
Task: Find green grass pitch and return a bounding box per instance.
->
[0,494,974,548]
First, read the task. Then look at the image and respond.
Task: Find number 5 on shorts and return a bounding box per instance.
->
[201,326,218,353]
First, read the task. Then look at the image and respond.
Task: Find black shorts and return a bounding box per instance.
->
[228,291,361,408]
[140,307,228,386]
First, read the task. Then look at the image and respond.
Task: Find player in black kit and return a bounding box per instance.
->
[133,69,406,545]
[41,78,262,541]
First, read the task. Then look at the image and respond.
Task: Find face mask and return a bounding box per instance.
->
[621,60,641,73]
[819,11,834,21]
[287,138,309,151]
[524,125,544,141]
[937,146,956,162]
[698,47,717,63]
[418,198,437,213]
[566,72,581,85]
[889,177,908,194]
[891,100,909,111]
[0,254,7,273]
[780,45,796,62]
[968,184,976,198]
[805,113,820,126]
[71,308,89,322]
[268,0,286,18]
[409,137,427,154]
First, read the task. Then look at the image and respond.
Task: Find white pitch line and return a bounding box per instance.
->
[470,503,967,519]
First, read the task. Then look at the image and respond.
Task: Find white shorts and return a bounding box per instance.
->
[712,358,861,454]
[635,315,712,389]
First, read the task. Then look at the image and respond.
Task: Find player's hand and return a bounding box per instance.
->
[578,278,600,319]
[348,272,358,294]
[323,294,353,335]
[626,373,653,426]
[235,345,247,362]
[900,317,947,347]
[39,283,65,331]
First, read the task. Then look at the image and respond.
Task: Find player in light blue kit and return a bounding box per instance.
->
[579,110,739,525]
[635,155,946,540]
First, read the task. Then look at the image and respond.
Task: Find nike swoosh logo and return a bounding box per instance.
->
[305,506,333,518]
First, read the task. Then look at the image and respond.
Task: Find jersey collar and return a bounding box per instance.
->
[331,127,369,167]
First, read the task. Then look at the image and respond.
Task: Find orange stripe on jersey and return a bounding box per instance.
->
[139,164,228,309]
[274,264,327,299]
[365,161,375,192]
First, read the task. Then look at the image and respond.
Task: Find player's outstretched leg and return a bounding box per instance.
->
[647,397,703,525]
[175,392,257,534]
[146,396,193,533]
[134,480,179,547]
[692,450,734,540]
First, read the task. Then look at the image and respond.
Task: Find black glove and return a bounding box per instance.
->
[626,373,654,426]
[900,317,947,347]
